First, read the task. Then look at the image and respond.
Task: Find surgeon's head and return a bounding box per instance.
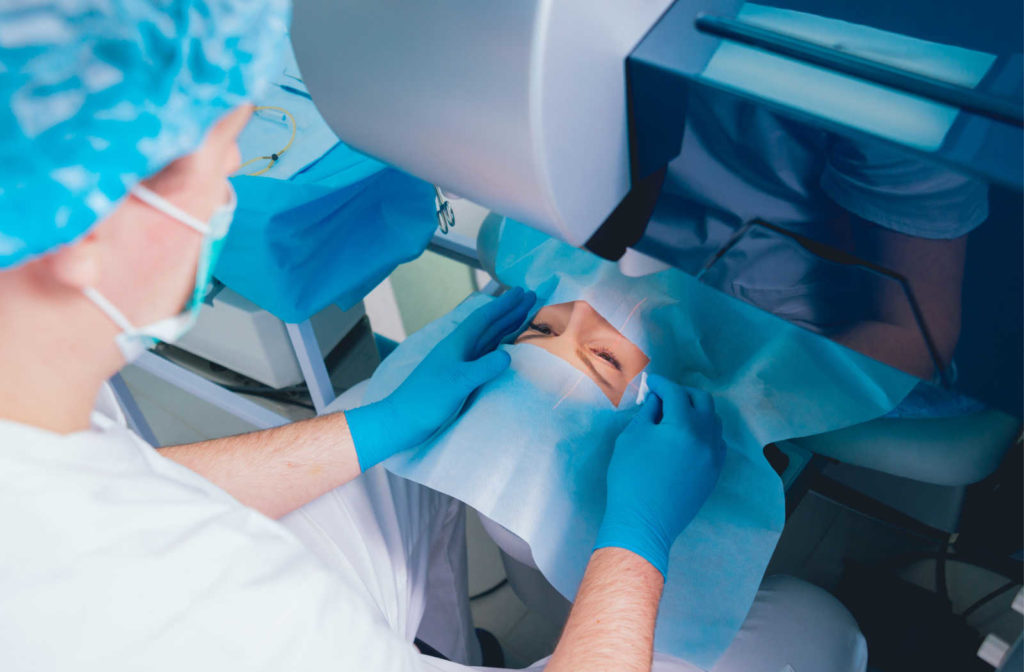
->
[0,105,252,370]
[516,301,650,406]
[79,105,252,322]
[0,1,286,431]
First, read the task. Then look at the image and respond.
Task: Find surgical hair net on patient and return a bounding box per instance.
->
[0,0,290,268]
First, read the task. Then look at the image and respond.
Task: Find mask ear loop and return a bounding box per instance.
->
[82,287,138,333]
[131,184,210,235]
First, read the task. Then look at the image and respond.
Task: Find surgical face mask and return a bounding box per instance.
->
[83,183,236,363]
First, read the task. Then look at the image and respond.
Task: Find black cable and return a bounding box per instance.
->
[469,578,508,601]
[220,384,316,412]
[217,382,309,395]
[152,343,319,411]
[961,581,1019,620]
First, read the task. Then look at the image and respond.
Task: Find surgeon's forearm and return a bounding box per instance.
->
[546,547,664,672]
[159,412,362,519]
[838,217,966,379]
[835,320,938,380]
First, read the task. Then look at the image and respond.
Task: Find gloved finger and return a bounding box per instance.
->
[453,287,526,347]
[455,349,511,395]
[631,391,663,426]
[687,387,716,418]
[474,291,535,356]
[643,374,694,423]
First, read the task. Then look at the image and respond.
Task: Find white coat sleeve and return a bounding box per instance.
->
[0,423,439,672]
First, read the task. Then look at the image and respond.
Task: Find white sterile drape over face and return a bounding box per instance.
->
[390,342,638,575]
[363,220,918,668]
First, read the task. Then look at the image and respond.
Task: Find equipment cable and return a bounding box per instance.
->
[238,105,297,176]
[220,383,316,412]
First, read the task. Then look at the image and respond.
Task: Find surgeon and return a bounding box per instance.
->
[0,3,725,671]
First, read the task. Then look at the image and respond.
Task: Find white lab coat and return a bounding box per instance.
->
[0,388,464,671]
[0,385,864,672]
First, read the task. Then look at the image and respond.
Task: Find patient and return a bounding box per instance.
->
[369,216,918,668]
[516,301,649,406]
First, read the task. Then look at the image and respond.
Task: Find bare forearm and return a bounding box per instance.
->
[835,320,937,380]
[840,218,966,378]
[159,412,361,519]
[547,548,665,672]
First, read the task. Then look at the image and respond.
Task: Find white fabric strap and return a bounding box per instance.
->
[82,286,137,333]
[131,184,210,235]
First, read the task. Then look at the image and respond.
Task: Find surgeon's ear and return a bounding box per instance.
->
[41,231,101,291]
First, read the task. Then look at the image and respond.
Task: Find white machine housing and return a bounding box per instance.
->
[176,288,366,389]
[291,0,677,247]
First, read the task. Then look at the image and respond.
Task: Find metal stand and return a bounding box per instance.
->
[285,320,336,414]
[108,372,159,446]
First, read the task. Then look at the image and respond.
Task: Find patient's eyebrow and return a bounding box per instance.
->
[576,345,612,390]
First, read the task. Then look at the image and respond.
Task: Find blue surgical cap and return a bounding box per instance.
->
[0,0,290,268]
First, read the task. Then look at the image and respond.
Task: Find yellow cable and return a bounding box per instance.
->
[238,105,297,176]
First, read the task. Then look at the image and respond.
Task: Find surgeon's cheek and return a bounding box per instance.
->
[224,142,242,177]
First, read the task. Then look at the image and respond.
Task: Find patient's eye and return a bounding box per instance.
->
[526,321,555,336]
[591,347,622,371]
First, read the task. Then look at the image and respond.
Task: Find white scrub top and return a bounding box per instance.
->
[0,403,433,671]
[0,382,870,672]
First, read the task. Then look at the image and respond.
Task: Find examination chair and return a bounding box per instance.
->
[783,408,1021,535]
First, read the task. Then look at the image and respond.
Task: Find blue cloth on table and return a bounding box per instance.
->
[215,143,436,323]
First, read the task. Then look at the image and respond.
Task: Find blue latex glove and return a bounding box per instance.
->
[594,374,726,578]
[348,287,536,470]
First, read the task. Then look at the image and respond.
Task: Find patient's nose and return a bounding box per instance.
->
[567,300,604,338]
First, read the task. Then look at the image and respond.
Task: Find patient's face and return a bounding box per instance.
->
[515,301,650,406]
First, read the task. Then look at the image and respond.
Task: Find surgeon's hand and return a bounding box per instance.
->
[594,374,726,578]
[347,287,536,471]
